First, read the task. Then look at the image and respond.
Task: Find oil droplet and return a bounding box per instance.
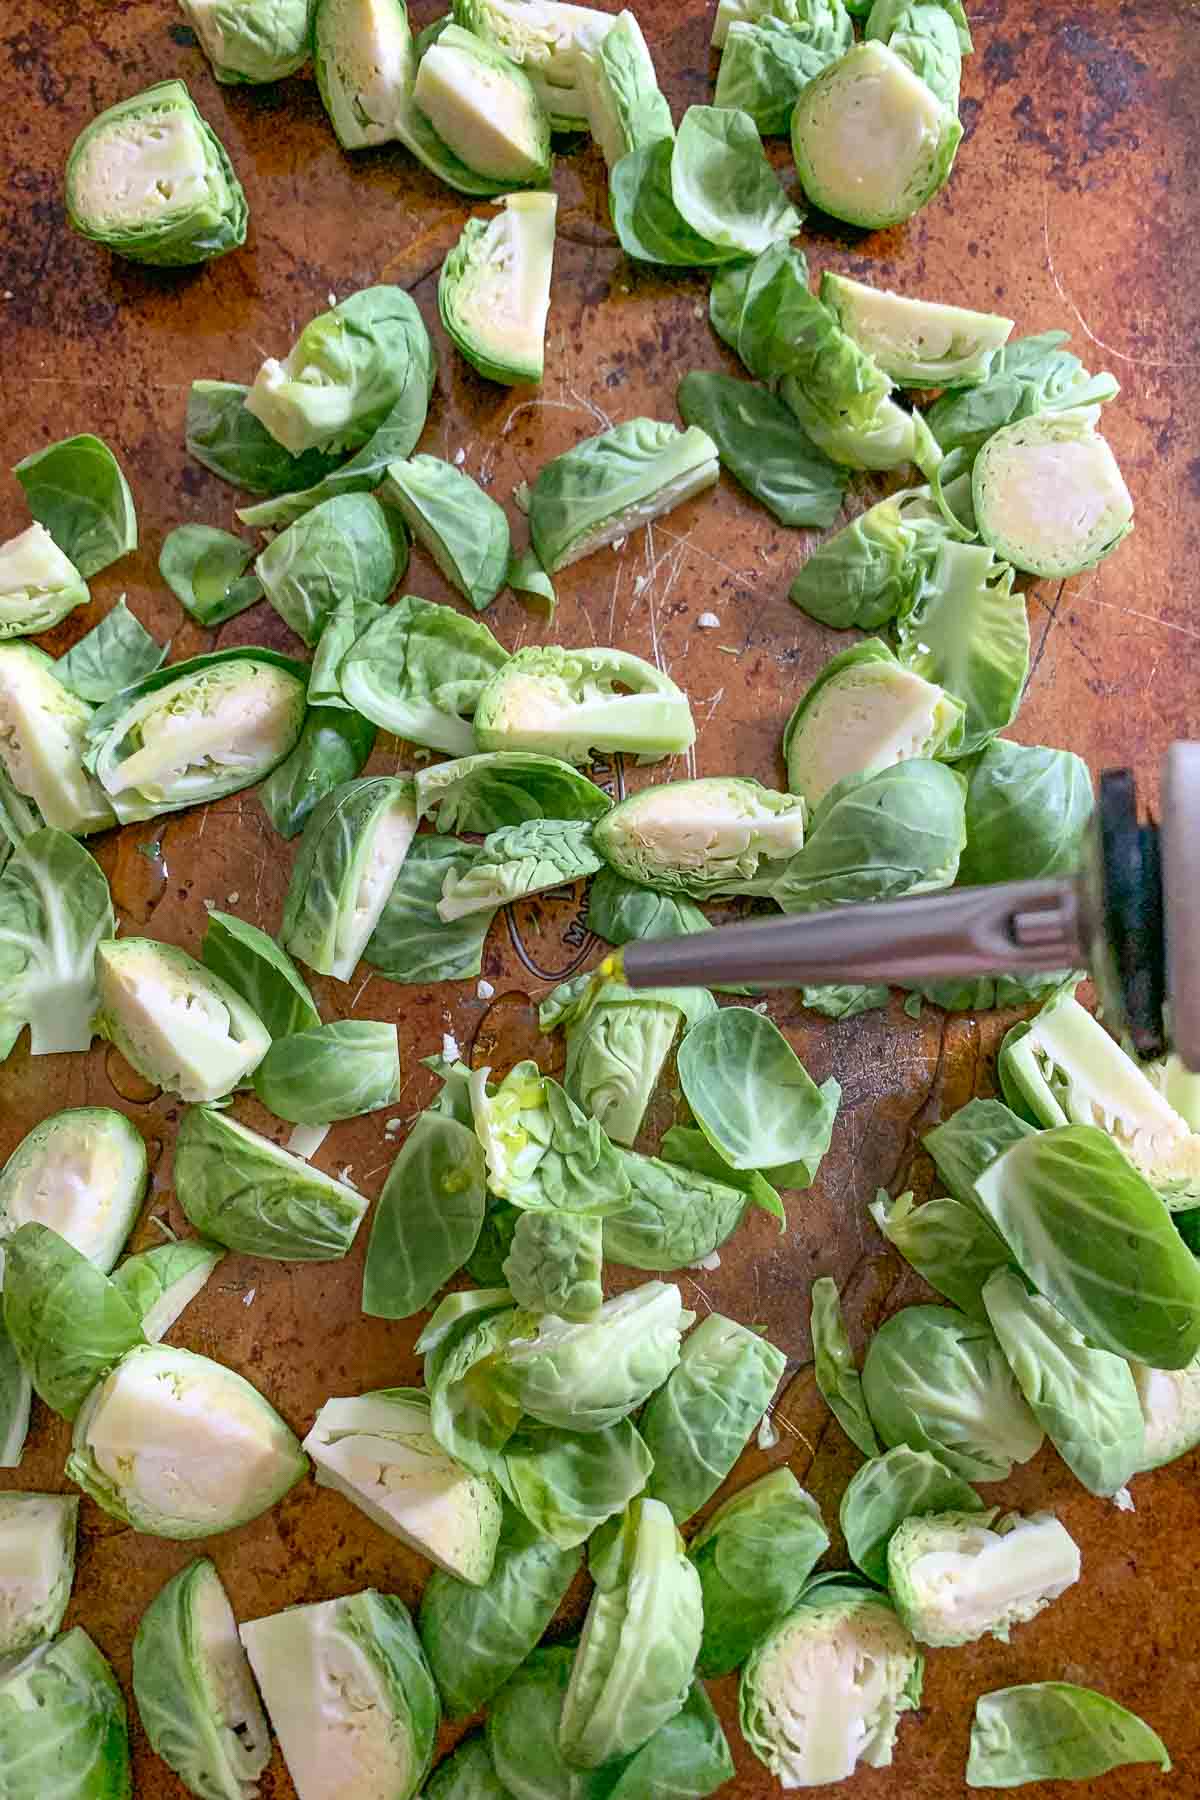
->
[104,1046,161,1104]
[471,992,564,1082]
[109,831,168,924]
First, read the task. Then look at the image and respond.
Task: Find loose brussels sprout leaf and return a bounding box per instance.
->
[110,1239,223,1343]
[870,1188,1012,1321]
[362,1114,487,1318]
[578,10,673,168]
[670,105,803,256]
[530,419,719,572]
[382,457,511,611]
[3,1223,145,1420]
[923,1096,1036,1209]
[0,1629,131,1797]
[179,0,311,81]
[503,1210,603,1319]
[13,434,136,580]
[416,749,612,833]
[783,638,964,809]
[506,544,557,615]
[787,489,951,630]
[502,1417,653,1548]
[488,1647,612,1800]
[974,405,1134,577]
[468,1199,522,1285]
[240,1591,439,1800]
[606,1681,734,1800]
[428,1303,524,1478]
[65,79,247,266]
[0,830,114,1060]
[927,329,1120,456]
[0,523,90,640]
[867,0,971,51]
[888,1506,1079,1649]
[304,1388,502,1580]
[253,1017,401,1125]
[709,239,809,380]
[676,371,848,530]
[469,1058,631,1214]
[0,1492,78,1660]
[791,40,961,228]
[0,646,115,835]
[678,1007,839,1185]
[904,969,1076,1017]
[603,1149,747,1271]
[418,1287,515,1365]
[56,599,164,705]
[821,271,1011,388]
[974,1124,1200,1367]
[610,138,749,268]
[642,1315,785,1522]
[475,644,694,765]
[0,768,41,869]
[255,493,401,647]
[544,977,711,1149]
[314,0,415,148]
[440,819,600,920]
[869,0,966,108]
[201,909,320,1039]
[0,1107,146,1276]
[861,1304,1044,1481]
[895,540,1028,756]
[966,1683,1171,1788]
[340,593,508,756]
[185,382,347,498]
[308,596,389,711]
[133,1558,270,1800]
[282,775,418,980]
[711,0,853,48]
[739,1589,922,1785]
[810,1274,882,1456]
[729,255,894,430]
[959,739,1093,886]
[839,1443,985,1584]
[69,1342,307,1538]
[594,776,806,898]
[441,192,557,385]
[258,705,377,841]
[587,863,713,946]
[715,16,851,135]
[419,1507,581,1715]
[1131,1350,1200,1472]
[95,938,269,1103]
[660,1123,786,1224]
[782,379,944,478]
[246,286,434,459]
[424,1732,510,1798]
[366,835,496,983]
[414,24,553,185]
[801,981,889,1019]
[0,1317,32,1467]
[690,1470,828,1677]
[175,1106,369,1259]
[561,1497,703,1767]
[772,759,965,913]
[982,1268,1144,1496]
[454,0,612,130]
[493,1281,693,1432]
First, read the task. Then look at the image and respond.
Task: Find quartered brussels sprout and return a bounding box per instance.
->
[314,0,413,148]
[3,1223,146,1420]
[440,191,558,385]
[740,1588,922,1786]
[0,645,115,835]
[529,419,719,571]
[967,1683,1171,1788]
[0,1107,146,1274]
[255,492,401,645]
[791,40,960,228]
[594,775,806,898]
[304,1389,503,1581]
[65,79,247,266]
[133,1558,270,1800]
[0,524,89,639]
[240,1591,438,1800]
[382,456,510,611]
[0,830,114,1063]
[887,1507,1080,1648]
[179,0,313,82]
[454,0,612,130]
[690,1470,829,1678]
[578,10,673,167]
[110,1239,223,1343]
[95,939,270,1104]
[0,1629,131,1798]
[973,405,1134,577]
[254,1018,401,1125]
[475,645,694,764]
[0,1493,78,1661]
[821,270,1012,387]
[282,775,418,980]
[414,24,552,185]
[1131,1351,1200,1474]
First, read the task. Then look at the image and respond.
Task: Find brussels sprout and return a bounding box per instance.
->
[714,13,852,136]
[475,645,693,765]
[304,1388,502,1580]
[469,1058,631,1214]
[339,594,506,756]
[440,192,558,385]
[255,492,401,646]
[839,1443,985,1584]
[895,540,1028,756]
[1131,1350,1200,1473]
[282,775,418,980]
[175,1105,368,1259]
[787,487,951,630]
[966,1683,1171,1788]
[820,271,1012,388]
[0,1493,78,1661]
[927,329,1120,457]
[669,105,802,257]
[453,0,611,130]
[314,0,414,148]
[0,1317,31,1467]
[678,1007,839,1185]
[3,1223,145,1419]
[382,457,511,611]
[578,10,673,167]
[690,1470,828,1677]
[0,646,115,835]
[783,639,964,808]
[0,830,114,1061]
[0,523,89,639]
[179,0,313,82]
[246,286,433,458]
[56,601,164,705]
[65,80,247,266]
[68,1342,306,1538]
[740,1589,922,1785]
[0,1628,131,1798]
[419,1507,581,1716]
[259,705,378,840]
[790,40,961,228]
[488,1647,609,1800]
[438,819,599,920]
[253,1019,401,1125]
[132,1558,270,1800]
[110,1239,223,1345]
[676,370,849,529]
[593,776,806,898]
[887,1507,1080,1649]
[413,24,552,184]
[641,1315,785,1522]
[810,1274,881,1458]
[529,419,719,572]
[560,1498,703,1767]
[201,910,320,1040]
[958,739,1093,886]
[502,1210,603,1319]
[869,1188,1012,1321]
[366,835,497,983]
[772,759,966,912]
[922,1095,1036,1208]
[362,1113,487,1318]
[240,1591,439,1800]
[975,405,1133,577]
[603,1148,749,1270]
[95,938,269,1103]
[0,1107,146,1274]
[415,749,611,832]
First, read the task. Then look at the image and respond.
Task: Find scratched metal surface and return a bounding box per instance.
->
[0,2,1197,1794]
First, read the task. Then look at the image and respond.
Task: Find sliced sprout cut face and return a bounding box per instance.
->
[973,406,1134,577]
[0,524,90,639]
[413,26,552,186]
[0,646,115,836]
[593,777,806,897]
[0,1107,146,1273]
[95,938,270,1104]
[819,271,1013,386]
[454,0,612,130]
[784,648,962,808]
[314,0,416,149]
[474,645,695,765]
[440,191,558,386]
[887,1508,1081,1648]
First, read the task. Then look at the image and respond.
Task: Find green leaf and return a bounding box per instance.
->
[870,1189,1013,1320]
[669,106,803,254]
[839,1443,985,1584]
[715,17,850,134]
[788,491,950,630]
[439,820,600,921]
[506,546,556,615]
[927,331,1119,457]
[185,381,345,496]
[255,493,402,647]
[56,600,165,703]
[488,1648,616,1800]
[610,138,747,267]
[382,457,510,611]
[606,1682,734,1800]
[501,1418,654,1551]
[502,1211,603,1320]
[659,1124,785,1224]
[158,525,262,627]
[362,1114,487,1319]
[923,1097,1036,1209]
[471,1059,632,1215]
[175,1106,368,1260]
[677,371,848,528]
[237,384,435,530]
[800,982,889,1019]
[896,541,1029,755]
[423,1732,511,1798]
[772,760,965,913]
[3,1223,145,1419]
[367,835,496,984]
[966,1684,1170,1788]
[528,418,719,573]
[257,706,377,841]
[14,434,136,578]
[0,829,113,1061]
[690,1469,828,1675]
[677,1006,840,1184]
[281,775,417,981]
[340,592,509,754]
[253,1019,401,1125]
[810,1275,880,1457]
[201,909,320,1038]
[958,740,1093,885]
[416,751,611,835]
[710,240,810,381]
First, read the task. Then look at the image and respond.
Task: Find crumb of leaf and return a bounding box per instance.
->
[443,1032,461,1063]
[1112,1486,1135,1512]
[454,448,467,466]
[757,1412,780,1451]
[697,611,720,628]
[327,291,337,307]
[242,1287,257,1307]
[337,1166,358,1189]
[477,979,495,1000]
[226,891,239,904]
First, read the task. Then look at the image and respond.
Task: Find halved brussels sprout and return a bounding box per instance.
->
[530,419,719,571]
[314,0,413,148]
[255,492,401,646]
[474,645,694,764]
[68,1343,308,1539]
[820,271,1012,387]
[414,24,552,185]
[65,79,247,266]
[95,939,270,1103]
[578,11,674,168]
[0,1629,131,1796]
[133,1558,270,1800]
[282,775,418,980]
[887,1508,1080,1648]
[439,191,558,386]
[593,776,806,897]
[973,405,1134,577]
[110,1240,224,1343]
[0,524,89,640]
[0,1493,78,1660]
[0,1107,146,1274]
[454,0,611,129]
[790,40,961,228]
[0,645,115,835]
[179,0,313,82]
[382,456,510,611]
